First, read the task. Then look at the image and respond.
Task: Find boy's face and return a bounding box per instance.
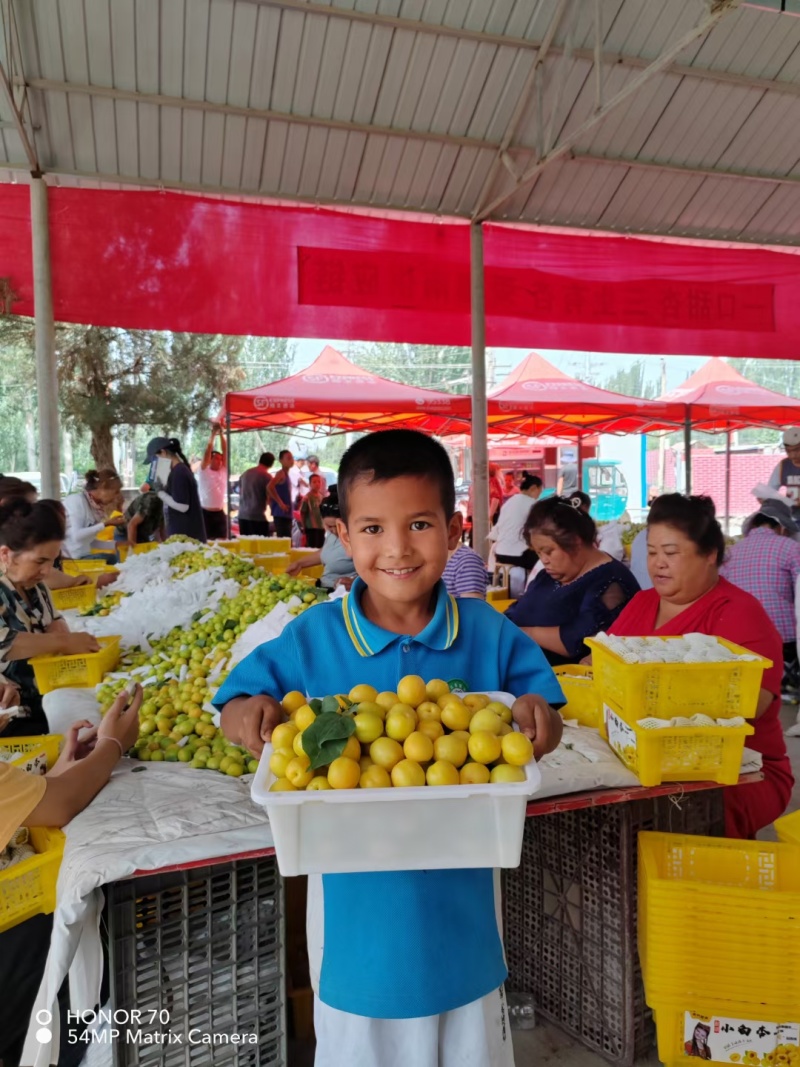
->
[338,474,462,608]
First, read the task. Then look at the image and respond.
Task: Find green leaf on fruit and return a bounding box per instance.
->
[308,698,322,715]
[320,695,341,715]
[302,712,355,770]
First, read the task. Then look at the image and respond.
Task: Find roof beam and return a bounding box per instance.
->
[17,77,497,153]
[247,0,800,99]
[572,150,800,187]
[475,0,742,221]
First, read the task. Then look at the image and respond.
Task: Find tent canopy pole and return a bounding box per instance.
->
[684,410,692,494]
[470,222,489,562]
[31,177,61,499]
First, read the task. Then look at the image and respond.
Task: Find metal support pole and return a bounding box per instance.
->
[684,411,692,494]
[30,177,61,499]
[470,223,490,562]
[725,428,731,536]
[226,414,233,538]
[577,432,584,493]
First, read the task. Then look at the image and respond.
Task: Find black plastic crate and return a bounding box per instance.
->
[503,790,725,1065]
[107,855,285,1066]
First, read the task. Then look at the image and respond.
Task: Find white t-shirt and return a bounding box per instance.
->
[197,465,227,510]
[62,492,107,559]
[493,493,536,558]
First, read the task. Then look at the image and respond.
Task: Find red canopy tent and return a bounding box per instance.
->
[653,357,800,521]
[223,345,472,436]
[483,352,678,437]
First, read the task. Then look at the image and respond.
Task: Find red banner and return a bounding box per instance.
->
[1,186,798,357]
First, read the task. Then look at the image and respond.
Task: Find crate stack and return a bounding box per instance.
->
[638,831,800,1067]
[585,637,768,787]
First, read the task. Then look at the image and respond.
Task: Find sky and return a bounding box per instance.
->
[290,338,705,392]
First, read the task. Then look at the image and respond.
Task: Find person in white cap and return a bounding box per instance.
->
[769,428,800,521]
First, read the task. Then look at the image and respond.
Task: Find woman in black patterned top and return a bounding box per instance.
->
[0,500,101,736]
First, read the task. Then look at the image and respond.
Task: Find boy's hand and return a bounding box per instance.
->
[220,695,284,757]
[511,694,563,759]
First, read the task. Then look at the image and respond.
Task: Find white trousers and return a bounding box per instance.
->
[313,987,516,1067]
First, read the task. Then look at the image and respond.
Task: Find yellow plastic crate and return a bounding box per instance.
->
[639,833,800,1009]
[586,636,770,720]
[116,543,129,562]
[0,734,62,773]
[0,826,66,933]
[238,536,290,555]
[30,636,121,695]
[50,582,98,613]
[289,547,321,563]
[486,585,510,602]
[132,541,160,555]
[210,539,239,553]
[62,559,112,576]
[554,666,600,728]
[488,598,516,613]
[305,564,324,581]
[603,699,753,786]
[252,553,290,574]
[776,810,800,846]
[651,1001,800,1067]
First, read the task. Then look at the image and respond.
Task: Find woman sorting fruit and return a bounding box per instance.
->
[61,468,126,561]
[505,496,640,665]
[143,436,207,542]
[216,430,565,1067]
[285,485,357,591]
[0,683,141,1067]
[608,494,793,839]
[0,499,100,736]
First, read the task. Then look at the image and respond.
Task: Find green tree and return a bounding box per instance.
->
[600,359,658,400]
[349,343,473,393]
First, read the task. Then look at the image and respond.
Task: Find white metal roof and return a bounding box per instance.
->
[2,0,800,244]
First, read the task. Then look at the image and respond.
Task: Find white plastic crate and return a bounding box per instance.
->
[251,692,542,876]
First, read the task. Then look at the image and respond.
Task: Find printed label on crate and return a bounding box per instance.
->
[605,705,637,760]
[682,1011,800,1063]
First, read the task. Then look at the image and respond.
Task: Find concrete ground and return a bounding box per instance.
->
[512,701,800,1067]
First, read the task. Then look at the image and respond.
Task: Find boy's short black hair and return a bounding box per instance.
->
[338,430,455,523]
[259,452,274,467]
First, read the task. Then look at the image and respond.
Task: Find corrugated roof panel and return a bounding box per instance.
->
[391,34,440,128]
[368,134,407,203]
[296,126,330,196]
[602,0,658,56]
[747,16,800,80]
[109,0,137,93]
[314,127,348,198]
[389,138,426,203]
[137,103,161,179]
[134,1,160,93]
[465,46,523,141]
[205,1,235,106]
[238,117,267,189]
[410,35,462,131]
[581,74,682,158]
[260,119,289,190]
[311,18,351,119]
[482,51,534,144]
[510,159,566,221]
[715,94,800,175]
[200,112,225,186]
[446,41,496,137]
[437,144,479,212]
[672,176,777,238]
[504,0,556,42]
[412,141,454,208]
[279,123,310,192]
[573,0,627,51]
[553,58,635,147]
[636,77,715,159]
[475,0,517,36]
[345,24,392,124]
[58,0,88,82]
[83,0,113,89]
[333,130,368,199]
[774,34,800,82]
[183,0,211,100]
[248,6,282,110]
[91,96,118,175]
[596,165,705,231]
[159,0,186,98]
[673,84,763,169]
[34,0,66,82]
[455,147,497,214]
[159,106,183,182]
[292,13,329,116]
[114,99,139,176]
[742,185,800,240]
[351,131,387,199]
[67,95,96,172]
[227,4,259,108]
[694,7,775,74]
[180,109,204,182]
[270,10,305,112]
[1,129,25,165]
[371,30,424,125]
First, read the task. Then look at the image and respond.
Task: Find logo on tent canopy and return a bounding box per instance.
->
[253,397,295,410]
[302,374,377,385]
[415,396,454,406]
[520,381,567,392]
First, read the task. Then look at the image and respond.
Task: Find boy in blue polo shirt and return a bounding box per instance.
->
[215,430,564,1067]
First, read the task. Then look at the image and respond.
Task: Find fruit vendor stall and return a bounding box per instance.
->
[4,539,770,1067]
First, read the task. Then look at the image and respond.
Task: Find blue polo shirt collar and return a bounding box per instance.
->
[342,578,459,657]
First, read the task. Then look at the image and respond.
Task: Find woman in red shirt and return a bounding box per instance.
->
[609,494,793,839]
